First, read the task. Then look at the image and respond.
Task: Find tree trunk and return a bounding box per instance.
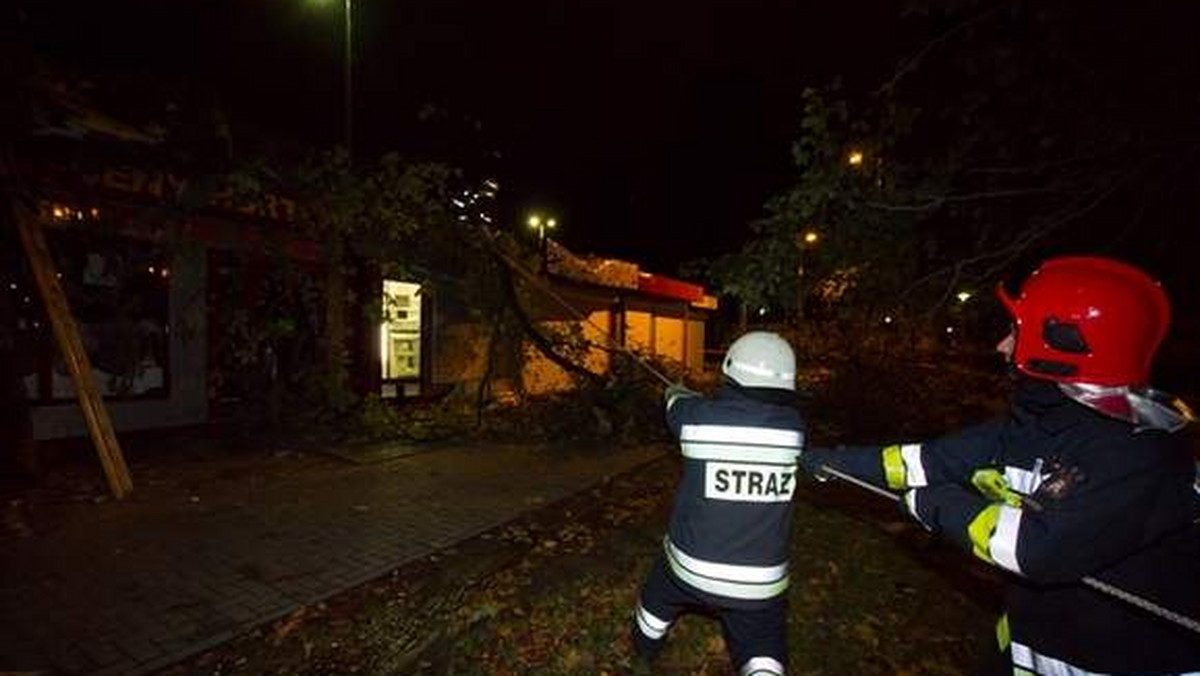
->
[324,239,351,412]
[498,261,604,386]
[475,304,504,427]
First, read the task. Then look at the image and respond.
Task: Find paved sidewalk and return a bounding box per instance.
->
[0,441,667,675]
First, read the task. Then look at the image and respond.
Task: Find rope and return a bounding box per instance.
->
[818,465,1200,636]
[1081,577,1200,635]
[821,466,900,502]
[481,226,1200,635]
[477,227,675,387]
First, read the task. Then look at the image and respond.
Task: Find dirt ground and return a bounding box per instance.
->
[145,460,1002,676]
[144,358,1012,676]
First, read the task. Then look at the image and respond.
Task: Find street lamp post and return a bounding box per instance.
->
[310,0,354,155]
[527,214,557,271]
[342,0,353,156]
[797,230,819,321]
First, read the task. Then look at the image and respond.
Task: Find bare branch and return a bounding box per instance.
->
[877,5,1003,96]
[863,186,1061,212]
[898,168,1138,309]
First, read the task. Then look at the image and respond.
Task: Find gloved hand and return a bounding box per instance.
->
[664,382,700,407]
[901,488,936,532]
[901,485,974,535]
[799,446,834,481]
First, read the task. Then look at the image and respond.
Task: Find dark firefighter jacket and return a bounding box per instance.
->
[662,383,806,609]
[805,381,1200,674]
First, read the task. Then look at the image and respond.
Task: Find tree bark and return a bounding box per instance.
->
[476,303,504,427]
[323,239,351,411]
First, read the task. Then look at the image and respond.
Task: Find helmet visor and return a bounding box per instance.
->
[995,280,1018,317]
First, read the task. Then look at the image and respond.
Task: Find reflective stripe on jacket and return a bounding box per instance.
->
[663,384,805,607]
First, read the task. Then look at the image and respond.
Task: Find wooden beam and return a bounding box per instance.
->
[11,202,133,499]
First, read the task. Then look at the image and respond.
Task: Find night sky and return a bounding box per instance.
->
[12,0,909,273]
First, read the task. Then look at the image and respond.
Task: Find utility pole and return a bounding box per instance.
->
[343,0,353,158]
[796,230,819,324]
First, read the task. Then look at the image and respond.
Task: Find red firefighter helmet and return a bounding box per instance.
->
[995,256,1171,386]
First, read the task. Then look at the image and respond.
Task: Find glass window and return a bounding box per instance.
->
[2,227,171,402]
[380,280,421,385]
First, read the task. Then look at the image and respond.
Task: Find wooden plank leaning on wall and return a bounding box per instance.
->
[10,200,133,499]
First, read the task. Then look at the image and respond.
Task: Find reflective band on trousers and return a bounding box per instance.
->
[1012,641,1200,676]
[664,537,789,600]
[635,604,670,640]
[680,424,803,465]
[740,656,785,676]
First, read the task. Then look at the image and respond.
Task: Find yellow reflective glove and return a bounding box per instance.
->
[970,469,1024,508]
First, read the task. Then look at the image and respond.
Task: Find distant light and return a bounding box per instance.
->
[848,150,864,166]
[528,215,542,229]
[803,231,819,245]
[52,206,66,219]
[883,315,893,324]
[160,268,170,278]
[758,307,768,316]
[148,266,156,274]
[546,218,557,229]
[946,326,955,334]
[90,208,100,218]
[956,291,972,303]
[8,283,15,291]
[451,198,465,209]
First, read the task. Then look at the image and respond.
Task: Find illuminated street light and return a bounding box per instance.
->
[956,291,973,303]
[847,150,864,166]
[527,213,557,240]
[528,213,558,271]
[796,230,820,322]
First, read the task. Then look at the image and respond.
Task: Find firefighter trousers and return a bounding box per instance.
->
[632,556,788,675]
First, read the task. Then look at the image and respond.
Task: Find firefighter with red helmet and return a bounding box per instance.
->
[804,257,1200,674]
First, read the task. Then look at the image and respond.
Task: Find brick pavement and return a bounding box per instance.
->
[0,441,667,675]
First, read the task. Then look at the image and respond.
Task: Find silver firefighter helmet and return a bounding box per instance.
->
[722,331,796,391]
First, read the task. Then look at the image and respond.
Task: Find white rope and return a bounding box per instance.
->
[821,466,901,502]
[1081,576,1200,635]
[819,465,1200,636]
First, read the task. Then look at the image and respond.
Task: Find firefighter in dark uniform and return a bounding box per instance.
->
[804,257,1200,675]
[631,331,806,676]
